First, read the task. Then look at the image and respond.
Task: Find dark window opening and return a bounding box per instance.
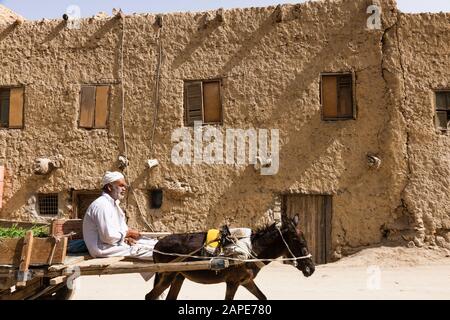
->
[74,191,102,219]
[38,194,59,216]
[435,91,450,132]
[184,80,222,126]
[321,74,355,120]
[150,189,163,209]
[0,89,10,127]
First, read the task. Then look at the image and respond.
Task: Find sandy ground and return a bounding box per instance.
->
[71,247,450,300]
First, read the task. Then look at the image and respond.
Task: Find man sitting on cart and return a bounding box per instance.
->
[82,171,157,262]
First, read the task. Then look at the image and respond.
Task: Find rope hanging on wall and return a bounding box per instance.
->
[149,16,163,159]
[118,14,155,232]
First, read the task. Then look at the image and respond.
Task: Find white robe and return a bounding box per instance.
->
[82,193,157,280]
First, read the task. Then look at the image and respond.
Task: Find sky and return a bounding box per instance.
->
[0,0,449,20]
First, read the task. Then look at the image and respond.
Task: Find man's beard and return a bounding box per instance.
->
[110,185,125,200]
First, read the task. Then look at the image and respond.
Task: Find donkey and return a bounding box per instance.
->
[145,215,315,300]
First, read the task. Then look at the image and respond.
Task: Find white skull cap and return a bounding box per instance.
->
[101,171,125,188]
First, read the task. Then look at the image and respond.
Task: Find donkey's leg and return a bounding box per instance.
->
[225,282,240,300]
[242,280,267,300]
[145,272,177,300]
[166,273,185,300]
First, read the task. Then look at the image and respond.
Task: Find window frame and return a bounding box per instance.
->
[37,193,59,217]
[320,72,356,121]
[71,190,102,219]
[184,78,223,126]
[434,90,450,132]
[78,84,111,130]
[0,85,25,130]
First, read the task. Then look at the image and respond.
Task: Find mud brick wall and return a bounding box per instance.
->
[0,0,448,258]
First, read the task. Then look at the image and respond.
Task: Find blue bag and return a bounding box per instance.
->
[67,239,88,254]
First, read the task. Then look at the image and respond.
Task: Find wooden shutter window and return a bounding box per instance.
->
[185,81,203,126]
[436,92,447,110]
[94,86,109,128]
[203,81,221,123]
[322,76,338,119]
[322,74,354,120]
[435,111,448,130]
[0,89,10,127]
[79,86,96,128]
[9,87,24,128]
[337,75,353,118]
[435,91,450,131]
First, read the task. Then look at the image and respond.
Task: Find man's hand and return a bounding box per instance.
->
[126,229,141,240]
[125,237,137,245]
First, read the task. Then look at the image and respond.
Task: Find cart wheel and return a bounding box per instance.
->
[53,285,75,300]
[38,285,75,300]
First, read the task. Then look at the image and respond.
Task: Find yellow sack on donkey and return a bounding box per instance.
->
[205,229,221,254]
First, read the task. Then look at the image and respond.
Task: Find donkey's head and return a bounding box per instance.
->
[280,215,315,277]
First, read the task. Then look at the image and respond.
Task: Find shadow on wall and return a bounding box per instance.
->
[219,8,280,78]
[204,109,343,229]
[166,9,287,229]
[171,12,224,71]
[0,22,19,43]
[203,3,374,228]
[80,18,123,87]
[0,170,57,220]
[124,165,156,228]
[41,21,67,45]
[83,17,121,49]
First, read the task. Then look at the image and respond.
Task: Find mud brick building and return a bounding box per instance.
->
[0,0,449,263]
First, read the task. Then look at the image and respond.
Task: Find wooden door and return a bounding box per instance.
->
[283,194,332,264]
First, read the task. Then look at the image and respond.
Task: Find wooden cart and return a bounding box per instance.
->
[0,219,236,300]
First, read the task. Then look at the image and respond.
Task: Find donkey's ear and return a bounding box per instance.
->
[292,215,300,226]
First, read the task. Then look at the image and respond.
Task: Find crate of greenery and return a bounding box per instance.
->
[0,223,68,266]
